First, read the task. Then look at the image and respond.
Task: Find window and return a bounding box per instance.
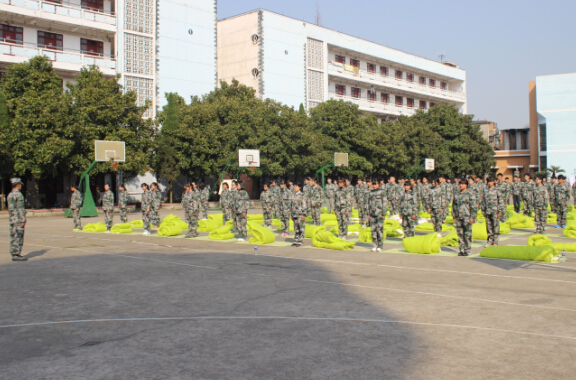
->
[520,129,530,150]
[367,90,376,101]
[429,79,436,87]
[419,76,426,85]
[407,98,414,108]
[381,93,389,103]
[539,123,547,152]
[82,0,103,11]
[351,87,361,98]
[350,58,360,68]
[380,66,388,76]
[429,102,435,108]
[395,70,403,80]
[335,54,345,64]
[441,82,447,90]
[367,63,376,73]
[419,100,426,110]
[0,24,23,45]
[38,31,63,51]
[395,96,403,106]
[406,73,414,82]
[335,84,346,96]
[81,38,104,56]
[509,130,517,150]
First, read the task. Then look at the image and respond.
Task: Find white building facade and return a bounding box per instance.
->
[218,10,466,122]
[0,0,217,118]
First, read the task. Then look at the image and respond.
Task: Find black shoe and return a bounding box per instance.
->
[457,252,469,257]
[12,255,27,261]
[291,243,302,247]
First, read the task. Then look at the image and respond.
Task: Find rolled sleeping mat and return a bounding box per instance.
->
[111,223,133,234]
[312,231,355,250]
[359,227,372,243]
[305,225,326,239]
[415,222,454,232]
[480,245,557,262]
[249,224,277,244]
[208,213,224,225]
[527,234,553,246]
[209,225,234,240]
[83,222,107,232]
[402,232,442,254]
[158,225,183,236]
[130,220,144,228]
[198,219,219,232]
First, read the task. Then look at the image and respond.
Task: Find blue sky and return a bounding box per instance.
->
[218,0,576,129]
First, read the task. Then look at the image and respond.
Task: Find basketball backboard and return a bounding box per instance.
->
[425,158,435,171]
[239,149,260,167]
[334,153,349,167]
[95,140,126,162]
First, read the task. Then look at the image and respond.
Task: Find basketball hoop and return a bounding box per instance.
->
[248,162,256,170]
[110,158,119,170]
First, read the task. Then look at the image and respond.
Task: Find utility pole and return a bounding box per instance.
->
[316,2,321,26]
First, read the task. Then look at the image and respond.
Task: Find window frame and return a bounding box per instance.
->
[0,24,23,45]
[351,87,361,99]
[37,30,63,51]
[429,78,436,88]
[419,76,426,85]
[440,82,447,90]
[367,63,376,73]
[419,100,426,110]
[380,66,388,76]
[407,98,414,108]
[335,54,345,64]
[395,95,403,106]
[381,93,389,103]
[81,38,104,56]
[350,58,360,68]
[367,90,376,102]
[395,70,403,80]
[406,73,414,82]
[335,84,346,96]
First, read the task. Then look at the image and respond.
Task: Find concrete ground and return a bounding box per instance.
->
[1,209,575,380]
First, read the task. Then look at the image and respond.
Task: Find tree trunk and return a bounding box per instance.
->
[169,180,173,204]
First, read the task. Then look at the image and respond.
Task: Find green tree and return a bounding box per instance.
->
[66,66,156,177]
[2,56,73,178]
[546,165,564,177]
[298,103,306,115]
[0,91,12,209]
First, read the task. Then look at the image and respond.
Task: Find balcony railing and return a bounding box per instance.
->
[328,62,465,101]
[329,92,419,116]
[0,40,116,71]
[0,0,116,26]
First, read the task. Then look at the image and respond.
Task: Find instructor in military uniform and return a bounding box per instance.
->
[8,178,27,261]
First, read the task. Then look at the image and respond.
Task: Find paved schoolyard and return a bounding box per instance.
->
[1,210,575,379]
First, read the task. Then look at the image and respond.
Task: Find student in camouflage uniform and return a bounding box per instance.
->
[334,179,350,238]
[261,183,274,227]
[200,183,210,219]
[235,182,250,241]
[325,178,337,213]
[548,177,557,215]
[420,177,431,212]
[439,177,451,222]
[269,180,280,219]
[512,176,522,213]
[150,182,162,227]
[367,179,387,251]
[387,177,400,216]
[453,179,477,256]
[102,183,115,232]
[70,183,83,231]
[482,177,503,246]
[291,183,307,246]
[399,182,419,237]
[522,174,535,216]
[181,183,193,238]
[572,181,576,204]
[228,181,238,232]
[219,182,231,224]
[533,176,549,234]
[278,181,292,236]
[118,184,128,223]
[495,174,508,222]
[8,178,27,261]
[428,179,445,233]
[303,177,312,207]
[189,182,202,238]
[309,179,323,225]
[141,183,152,235]
[555,175,571,228]
[355,178,369,227]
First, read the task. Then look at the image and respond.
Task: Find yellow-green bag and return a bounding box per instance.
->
[320,214,337,223]
[208,214,224,225]
[359,227,372,243]
[83,222,107,232]
[198,219,219,232]
[249,224,276,244]
[312,231,355,250]
[563,225,576,238]
[305,225,325,239]
[415,223,454,232]
[440,231,459,247]
[402,232,442,254]
[527,234,552,246]
[550,242,576,253]
[480,245,556,262]
[111,223,132,234]
[158,225,182,236]
[247,214,264,221]
[130,220,144,228]
[209,225,234,240]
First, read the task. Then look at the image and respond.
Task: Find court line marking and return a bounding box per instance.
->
[0,316,574,341]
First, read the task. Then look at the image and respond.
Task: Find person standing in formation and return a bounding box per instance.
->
[325,178,337,214]
[548,176,557,215]
[182,183,193,238]
[102,183,115,233]
[428,179,444,234]
[555,175,571,228]
[229,180,238,232]
[278,181,292,236]
[522,174,535,216]
[201,183,210,220]
[439,177,451,223]
[150,182,161,228]
[70,183,83,231]
[190,182,202,238]
[141,183,152,235]
[344,178,355,220]
[309,179,322,225]
[334,178,350,239]
[495,174,508,222]
[533,176,549,234]
[453,179,477,256]
[399,181,419,237]
[118,184,128,223]
[482,177,503,246]
[269,179,280,220]
[233,182,250,242]
[386,176,399,216]
[291,183,307,247]
[367,179,386,252]
[8,178,27,261]
[572,180,576,204]
[260,183,274,228]
[512,175,522,213]
[355,178,368,228]
[420,177,431,213]
[220,182,231,225]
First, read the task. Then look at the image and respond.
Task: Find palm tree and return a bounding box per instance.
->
[546,166,565,177]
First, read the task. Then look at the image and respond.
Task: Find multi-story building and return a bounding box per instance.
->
[0,0,217,118]
[218,9,467,123]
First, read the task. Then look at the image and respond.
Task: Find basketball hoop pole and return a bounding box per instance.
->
[316,163,335,192]
[78,160,98,217]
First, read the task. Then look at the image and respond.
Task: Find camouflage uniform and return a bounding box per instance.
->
[229,188,238,231]
[334,186,349,238]
[512,181,523,213]
[522,181,535,216]
[420,183,432,213]
[345,184,355,216]
[201,187,209,219]
[260,188,274,227]
[291,190,307,243]
[309,185,323,225]
[548,181,557,215]
[355,183,369,226]
[70,189,83,229]
[428,186,444,233]
[482,187,503,245]
[440,182,452,221]
[399,189,419,237]
[325,182,337,213]
[572,182,576,203]
[8,187,26,258]
[279,187,292,234]
[102,190,115,230]
[118,190,128,223]
[555,182,571,227]
[151,189,162,227]
[220,188,231,224]
[368,187,387,249]
[387,183,401,215]
[234,190,250,238]
[141,190,151,232]
[533,184,549,234]
[452,189,477,256]
[270,184,281,219]
[189,189,202,238]
[495,182,508,222]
